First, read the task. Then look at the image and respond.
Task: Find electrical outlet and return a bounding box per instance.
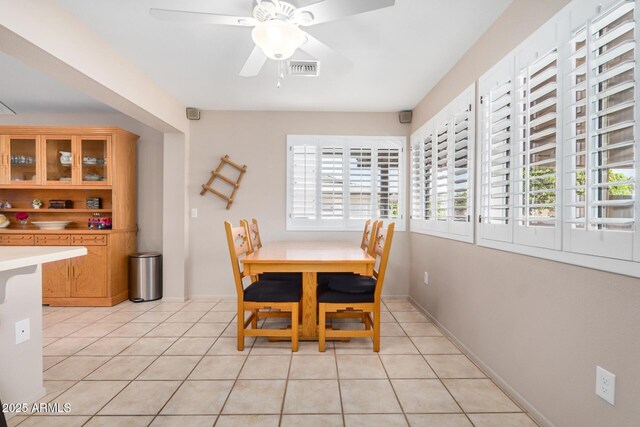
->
[191,208,198,218]
[596,366,616,405]
[15,319,30,344]
[423,272,429,286]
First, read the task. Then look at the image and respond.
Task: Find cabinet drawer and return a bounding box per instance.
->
[71,235,107,246]
[0,235,35,246]
[36,235,71,246]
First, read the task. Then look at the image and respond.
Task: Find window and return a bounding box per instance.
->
[479,61,514,243]
[410,83,475,242]
[514,43,561,249]
[475,0,640,275]
[287,135,406,231]
[564,0,638,261]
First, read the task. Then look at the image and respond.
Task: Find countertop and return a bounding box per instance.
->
[0,246,87,272]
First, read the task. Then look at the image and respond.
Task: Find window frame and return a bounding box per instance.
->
[286,135,407,232]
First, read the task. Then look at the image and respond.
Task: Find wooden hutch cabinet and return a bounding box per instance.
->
[0,126,139,306]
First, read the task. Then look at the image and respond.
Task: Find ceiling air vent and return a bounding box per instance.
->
[288,60,320,77]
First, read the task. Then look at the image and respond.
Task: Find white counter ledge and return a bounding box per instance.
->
[0,246,87,273]
[0,246,87,421]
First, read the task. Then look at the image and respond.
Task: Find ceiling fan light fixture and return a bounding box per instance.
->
[251,20,306,60]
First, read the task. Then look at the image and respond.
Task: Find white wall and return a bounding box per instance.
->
[0,113,164,252]
[0,265,45,418]
[187,110,410,298]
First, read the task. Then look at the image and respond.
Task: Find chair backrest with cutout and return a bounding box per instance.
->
[372,222,395,298]
[360,220,372,251]
[361,220,382,256]
[224,220,253,299]
[247,218,263,250]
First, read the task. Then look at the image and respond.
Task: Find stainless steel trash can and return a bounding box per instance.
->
[129,252,162,302]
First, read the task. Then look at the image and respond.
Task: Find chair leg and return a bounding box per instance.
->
[291,303,299,352]
[251,309,258,329]
[363,312,371,330]
[237,305,245,351]
[373,306,381,352]
[318,303,326,352]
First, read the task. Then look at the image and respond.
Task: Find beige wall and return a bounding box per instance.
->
[187,111,410,298]
[0,113,164,252]
[409,0,640,426]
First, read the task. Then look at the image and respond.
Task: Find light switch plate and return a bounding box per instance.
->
[423,272,429,285]
[15,318,30,344]
[191,208,198,218]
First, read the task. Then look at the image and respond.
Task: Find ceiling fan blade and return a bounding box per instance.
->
[149,8,257,26]
[239,46,268,77]
[299,31,351,66]
[295,0,395,26]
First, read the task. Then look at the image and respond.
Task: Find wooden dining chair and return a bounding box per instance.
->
[225,220,300,351]
[245,218,302,283]
[360,219,381,255]
[318,222,395,352]
[317,220,381,287]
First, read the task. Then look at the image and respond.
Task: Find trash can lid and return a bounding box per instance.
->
[130,252,162,258]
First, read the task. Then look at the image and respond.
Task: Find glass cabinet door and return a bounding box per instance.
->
[8,136,39,184]
[79,137,110,185]
[44,136,74,184]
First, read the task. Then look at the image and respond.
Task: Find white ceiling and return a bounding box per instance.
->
[2,0,512,114]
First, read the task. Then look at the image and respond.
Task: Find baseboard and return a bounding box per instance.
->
[408,295,556,427]
[159,296,187,303]
[381,294,410,300]
[187,294,236,300]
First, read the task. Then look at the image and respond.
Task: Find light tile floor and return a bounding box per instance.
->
[7,298,539,427]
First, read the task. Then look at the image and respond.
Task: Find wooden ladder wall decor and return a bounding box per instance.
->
[200,155,247,209]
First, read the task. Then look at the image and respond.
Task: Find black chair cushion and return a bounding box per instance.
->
[317,272,356,286]
[317,284,374,303]
[244,280,302,303]
[260,272,302,284]
[328,275,377,294]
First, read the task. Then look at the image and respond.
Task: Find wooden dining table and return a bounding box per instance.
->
[241,241,376,338]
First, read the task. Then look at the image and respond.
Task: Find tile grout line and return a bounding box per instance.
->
[40,299,216,425]
[213,311,258,425]
[32,298,537,425]
[75,300,204,426]
[376,349,411,425]
[277,336,295,427]
[332,332,346,427]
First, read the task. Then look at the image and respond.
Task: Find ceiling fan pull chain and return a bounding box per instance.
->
[277,59,285,88]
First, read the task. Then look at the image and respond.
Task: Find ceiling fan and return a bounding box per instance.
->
[150,0,396,77]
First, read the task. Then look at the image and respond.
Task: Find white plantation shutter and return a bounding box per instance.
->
[512,30,562,249]
[453,111,470,222]
[479,58,514,243]
[424,130,435,221]
[320,145,344,221]
[410,84,475,241]
[376,142,401,220]
[564,0,638,260]
[290,139,317,225]
[449,92,475,237]
[348,145,373,220]
[435,119,450,224]
[410,139,423,220]
[287,135,405,231]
